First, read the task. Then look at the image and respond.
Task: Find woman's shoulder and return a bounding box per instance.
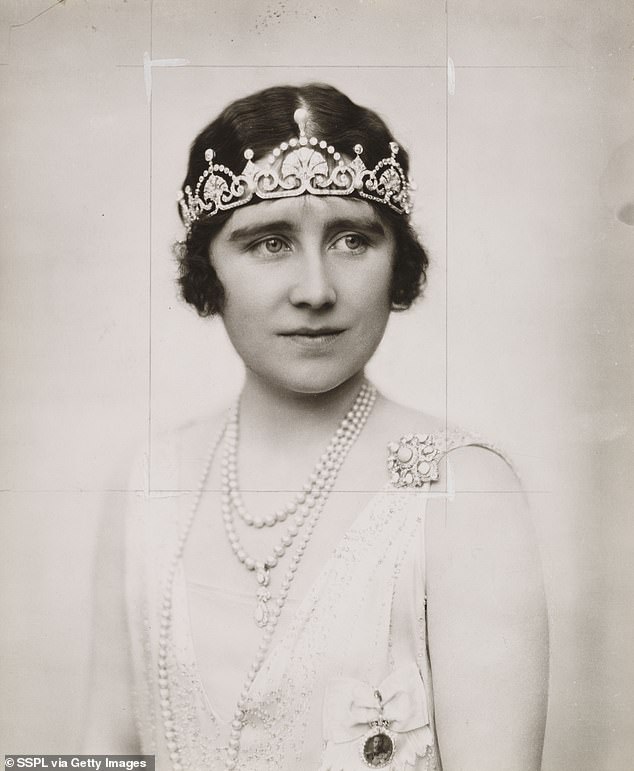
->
[129,407,231,491]
[373,395,518,493]
[161,408,229,458]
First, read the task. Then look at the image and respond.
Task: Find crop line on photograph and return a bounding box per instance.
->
[117,63,448,71]
[115,63,574,70]
[137,490,550,499]
[0,487,553,495]
[444,13,450,479]
[146,6,154,497]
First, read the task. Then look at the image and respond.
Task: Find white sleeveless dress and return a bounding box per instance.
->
[125,426,502,771]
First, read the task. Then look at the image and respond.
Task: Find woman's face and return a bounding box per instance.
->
[208,195,395,395]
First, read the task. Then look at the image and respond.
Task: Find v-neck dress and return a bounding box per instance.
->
[125,426,501,770]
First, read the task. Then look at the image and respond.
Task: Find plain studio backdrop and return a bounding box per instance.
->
[1,1,632,768]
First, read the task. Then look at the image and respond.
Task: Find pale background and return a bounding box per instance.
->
[1,1,632,768]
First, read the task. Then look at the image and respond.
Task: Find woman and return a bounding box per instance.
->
[86,83,548,770]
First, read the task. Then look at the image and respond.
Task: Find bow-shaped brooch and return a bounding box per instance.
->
[319,663,435,770]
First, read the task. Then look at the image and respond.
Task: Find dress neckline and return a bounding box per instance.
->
[172,483,400,725]
[166,424,482,729]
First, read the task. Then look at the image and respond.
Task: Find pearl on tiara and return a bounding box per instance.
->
[293,107,309,138]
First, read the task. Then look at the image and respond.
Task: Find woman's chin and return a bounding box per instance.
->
[248,364,367,398]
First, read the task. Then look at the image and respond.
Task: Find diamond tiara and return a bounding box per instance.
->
[178,107,414,231]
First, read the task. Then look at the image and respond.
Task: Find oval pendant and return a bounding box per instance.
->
[254,581,271,627]
[254,601,269,627]
[360,727,396,768]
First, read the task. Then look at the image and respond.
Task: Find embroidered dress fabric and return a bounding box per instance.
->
[125,430,495,770]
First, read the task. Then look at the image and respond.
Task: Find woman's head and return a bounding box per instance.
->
[175,83,428,317]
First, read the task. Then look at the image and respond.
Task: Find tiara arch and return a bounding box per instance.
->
[178,106,415,233]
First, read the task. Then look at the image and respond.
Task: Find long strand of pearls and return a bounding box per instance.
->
[158,420,227,771]
[158,383,377,771]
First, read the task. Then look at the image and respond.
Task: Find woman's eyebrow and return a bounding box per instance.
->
[225,214,386,243]
[325,217,386,237]
[226,220,295,243]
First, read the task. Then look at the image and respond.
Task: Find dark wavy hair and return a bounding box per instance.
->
[175,83,428,316]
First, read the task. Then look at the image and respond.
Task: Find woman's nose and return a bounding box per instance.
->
[288,251,337,309]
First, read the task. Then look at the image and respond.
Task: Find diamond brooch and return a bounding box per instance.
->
[387,433,440,488]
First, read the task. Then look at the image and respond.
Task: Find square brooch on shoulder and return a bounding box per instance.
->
[387,433,441,488]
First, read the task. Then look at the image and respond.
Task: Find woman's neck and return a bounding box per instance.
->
[238,370,368,448]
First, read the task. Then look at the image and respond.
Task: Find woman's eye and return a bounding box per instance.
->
[253,237,288,255]
[332,233,368,253]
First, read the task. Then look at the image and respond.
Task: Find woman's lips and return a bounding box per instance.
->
[278,328,346,348]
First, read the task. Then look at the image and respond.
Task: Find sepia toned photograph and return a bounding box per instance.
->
[1,2,632,770]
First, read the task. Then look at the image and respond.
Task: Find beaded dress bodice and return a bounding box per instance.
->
[125,427,501,770]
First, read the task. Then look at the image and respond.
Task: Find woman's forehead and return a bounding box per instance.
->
[219,195,385,236]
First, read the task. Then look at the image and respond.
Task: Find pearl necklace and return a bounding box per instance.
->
[221,382,376,627]
[226,383,376,531]
[158,383,377,771]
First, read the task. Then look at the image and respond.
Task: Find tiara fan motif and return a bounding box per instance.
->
[179,108,414,230]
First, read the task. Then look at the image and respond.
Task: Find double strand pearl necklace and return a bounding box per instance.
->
[221,381,376,627]
[157,382,377,771]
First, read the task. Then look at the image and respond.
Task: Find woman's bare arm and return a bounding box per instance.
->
[426,447,548,770]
